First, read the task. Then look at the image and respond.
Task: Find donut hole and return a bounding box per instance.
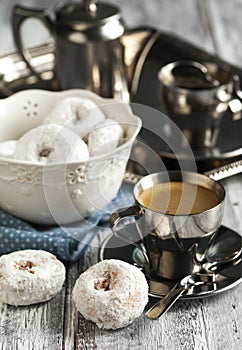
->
[94,270,118,291]
[14,260,36,274]
[39,147,53,158]
[74,109,81,122]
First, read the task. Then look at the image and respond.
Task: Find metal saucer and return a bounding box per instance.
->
[99,225,242,299]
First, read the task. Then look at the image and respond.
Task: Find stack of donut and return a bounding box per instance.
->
[0,97,124,163]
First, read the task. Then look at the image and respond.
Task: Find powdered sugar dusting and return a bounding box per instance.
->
[0,300,7,315]
[43,97,106,138]
[72,259,149,330]
[88,118,124,156]
[0,250,66,306]
[13,124,89,163]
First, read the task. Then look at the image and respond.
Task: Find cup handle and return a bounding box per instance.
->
[228,75,242,121]
[109,205,150,264]
[11,5,58,90]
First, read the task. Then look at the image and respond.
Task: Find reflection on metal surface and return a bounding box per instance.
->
[121,27,155,91]
[99,225,242,299]
[126,156,242,184]
[0,43,54,92]
[204,159,242,181]
[11,3,155,100]
[110,171,225,281]
[158,61,242,152]
[1,30,242,171]
[128,30,160,96]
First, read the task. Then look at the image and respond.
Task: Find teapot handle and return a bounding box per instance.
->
[11,5,58,90]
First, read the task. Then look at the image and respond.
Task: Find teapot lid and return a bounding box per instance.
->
[57,0,125,40]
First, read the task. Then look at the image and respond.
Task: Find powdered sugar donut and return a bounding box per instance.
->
[72,259,149,330]
[88,118,124,156]
[0,250,66,306]
[43,97,106,138]
[0,140,17,158]
[13,124,89,163]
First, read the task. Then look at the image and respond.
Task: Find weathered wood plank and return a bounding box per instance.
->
[104,0,214,52]
[0,285,65,350]
[73,283,242,350]
[74,246,100,350]
[200,283,242,350]
[206,0,242,67]
[63,262,80,350]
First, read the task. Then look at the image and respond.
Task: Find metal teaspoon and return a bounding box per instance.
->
[146,230,242,320]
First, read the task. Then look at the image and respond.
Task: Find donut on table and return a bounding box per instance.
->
[13,124,89,163]
[88,118,124,156]
[43,97,106,138]
[0,250,66,306]
[72,259,149,330]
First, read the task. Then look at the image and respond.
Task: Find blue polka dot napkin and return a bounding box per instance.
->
[0,182,134,261]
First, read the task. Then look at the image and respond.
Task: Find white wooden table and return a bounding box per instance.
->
[0,1,242,349]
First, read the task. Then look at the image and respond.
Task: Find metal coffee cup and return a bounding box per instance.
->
[157,61,242,153]
[110,171,225,280]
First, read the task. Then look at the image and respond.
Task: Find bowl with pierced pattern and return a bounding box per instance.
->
[0,89,141,225]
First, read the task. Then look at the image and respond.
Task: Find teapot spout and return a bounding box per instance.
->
[121,27,159,97]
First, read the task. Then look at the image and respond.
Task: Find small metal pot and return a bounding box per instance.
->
[158,61,242,152]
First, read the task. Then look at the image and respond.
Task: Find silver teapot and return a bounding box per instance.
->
[12,0,155,101]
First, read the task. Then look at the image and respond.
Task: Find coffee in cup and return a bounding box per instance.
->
[110,171,225,280]
[138,181,220,215]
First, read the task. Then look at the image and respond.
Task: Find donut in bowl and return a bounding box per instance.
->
[13,124,89,163]
[42,97,106,138]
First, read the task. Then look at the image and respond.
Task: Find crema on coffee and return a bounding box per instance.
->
[138,182,220,215]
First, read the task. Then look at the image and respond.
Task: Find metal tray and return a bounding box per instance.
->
[131,32,242,172]
[1,30,242,172]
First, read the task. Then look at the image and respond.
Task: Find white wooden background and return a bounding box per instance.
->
[0,1,242,349]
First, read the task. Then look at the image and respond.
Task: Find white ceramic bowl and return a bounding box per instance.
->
[0,89,141,225]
